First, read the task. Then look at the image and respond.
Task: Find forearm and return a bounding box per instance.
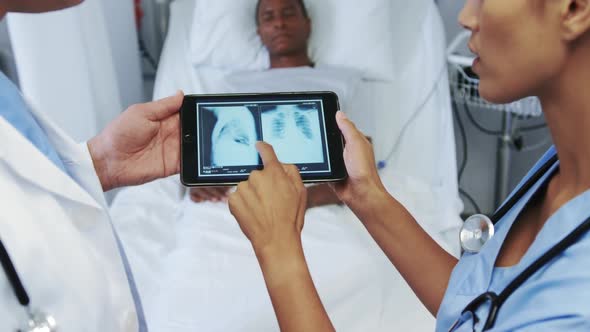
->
[256,243,335,332]
[87,137,114,192]
[306,184,342,209]
[349,189,458,315]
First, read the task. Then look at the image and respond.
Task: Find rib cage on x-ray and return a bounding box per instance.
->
[262,105,324,165]
[271,110,314,140]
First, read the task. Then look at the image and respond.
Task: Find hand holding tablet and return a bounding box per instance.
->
[180,92,347,186]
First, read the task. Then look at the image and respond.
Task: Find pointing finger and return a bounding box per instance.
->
[256,141,281,168]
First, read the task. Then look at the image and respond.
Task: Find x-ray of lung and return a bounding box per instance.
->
[260,104,325,164]
[200,106,260,167]
[197,100,330,178]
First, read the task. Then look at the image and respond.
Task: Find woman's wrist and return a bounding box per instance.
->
[346,185,393,224]
[255,237,308,287]
[254,235,304,265]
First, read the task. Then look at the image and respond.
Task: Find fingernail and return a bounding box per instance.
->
[337,111,348,120]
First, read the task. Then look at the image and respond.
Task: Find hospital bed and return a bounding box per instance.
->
[110,0,463,331]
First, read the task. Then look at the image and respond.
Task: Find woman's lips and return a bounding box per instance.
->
[471,56,482,75]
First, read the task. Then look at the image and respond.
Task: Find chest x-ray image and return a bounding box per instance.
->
[200,106,261,167]
[260,103,326,165]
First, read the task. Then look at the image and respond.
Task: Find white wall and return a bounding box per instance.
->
[7,0,143,142]
[102,0,145,108]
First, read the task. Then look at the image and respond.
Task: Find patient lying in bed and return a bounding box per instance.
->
[111,0,461,331]
[191,0,344,209]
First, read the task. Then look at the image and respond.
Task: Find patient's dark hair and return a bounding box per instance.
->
[255,0,309,25]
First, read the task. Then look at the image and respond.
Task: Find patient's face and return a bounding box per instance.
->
[257,0,311,57]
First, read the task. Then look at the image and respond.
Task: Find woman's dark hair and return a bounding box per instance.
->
[255,0,309,25]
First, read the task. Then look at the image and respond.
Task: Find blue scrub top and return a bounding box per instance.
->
[0,71,68,174]
[436,146,590,331]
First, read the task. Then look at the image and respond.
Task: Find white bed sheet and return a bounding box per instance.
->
[111,1,463,331]
[113,176,458,332]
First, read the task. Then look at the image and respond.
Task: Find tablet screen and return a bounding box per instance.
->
[196,99,332,179]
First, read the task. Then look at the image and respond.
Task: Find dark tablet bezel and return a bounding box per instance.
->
[180,91,347,186]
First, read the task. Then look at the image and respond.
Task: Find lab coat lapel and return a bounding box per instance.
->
[28,100,109,208]
[0,109,103,211]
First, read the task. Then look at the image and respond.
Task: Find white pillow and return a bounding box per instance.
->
[189,0,395,81]
[189,0,269,71]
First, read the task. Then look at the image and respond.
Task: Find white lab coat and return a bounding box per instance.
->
[0,105,138,331]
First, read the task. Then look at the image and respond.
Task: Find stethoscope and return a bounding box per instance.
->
[459,154,559,253]
[451,154,590,331]
[0,238,57,332]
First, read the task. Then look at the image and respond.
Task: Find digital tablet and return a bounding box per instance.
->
[180,92,347,186]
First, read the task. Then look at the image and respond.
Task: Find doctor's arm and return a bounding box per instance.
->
[230,111,459,327]
[333,112,458,315]
[229,142,335,332]
[87,92,184,192]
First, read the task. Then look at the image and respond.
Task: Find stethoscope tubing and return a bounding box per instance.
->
[1,238,59,331]
[456,153,590,331]
[457,215,590,332]
[494,216,590,308]
[489,154,559,225]
[0,237,30,307]
[460,154,559,254]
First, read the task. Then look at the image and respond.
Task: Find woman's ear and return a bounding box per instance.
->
[560,0,590,41]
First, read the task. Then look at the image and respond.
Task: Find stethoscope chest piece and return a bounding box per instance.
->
[460,214,495,254]
[19,309,57,332]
